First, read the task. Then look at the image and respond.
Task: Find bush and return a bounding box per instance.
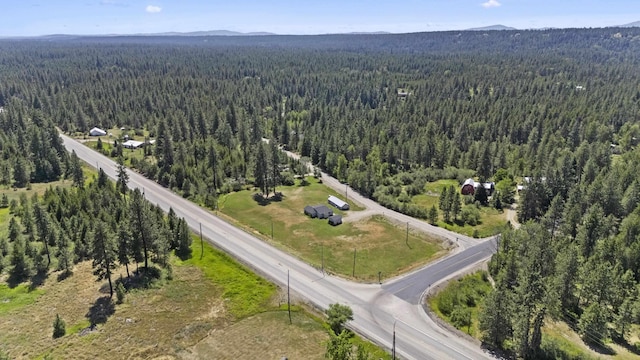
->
[326,303,354,335]
[53,314,66,338]
[461,206,480,226]
[280,172,295,186]
[115,282,126,304]
[450,305,472,331]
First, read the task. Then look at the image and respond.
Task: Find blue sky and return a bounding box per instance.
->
[2,0,640,36]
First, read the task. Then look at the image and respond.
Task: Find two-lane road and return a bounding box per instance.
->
[62,134,495,360]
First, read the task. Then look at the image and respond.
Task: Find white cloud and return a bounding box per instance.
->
[146,5,162,13]
[481,0,501,8]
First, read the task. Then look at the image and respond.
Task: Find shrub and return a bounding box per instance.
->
[115,282,126,304]
[326,303,354,335]
[53,314,66,338]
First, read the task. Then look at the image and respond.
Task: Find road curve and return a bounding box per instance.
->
[62,134,496,360]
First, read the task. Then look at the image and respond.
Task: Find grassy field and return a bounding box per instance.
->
[218,177,447,282]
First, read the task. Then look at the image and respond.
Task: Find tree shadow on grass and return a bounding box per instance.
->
[6,272,29,288]
[612,338,640,356]
[584,340,616,356]
[252,192,285,206]
[56,270,73,282]
[86,296,115,326]
[119,266,163,290]
[29,269,48,290]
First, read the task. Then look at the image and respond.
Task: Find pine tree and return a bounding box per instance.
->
[8,217,21,242]
[174,218,192,260]
[91,221,117,297]
[269,139,280,196]
[117,226,132,278]
[69,150,84,187]
[254,142,269,197]
[52,314,66,339]
[33,203,52,268]
[439,186,453,223]
[451,190,462,221]
[9,236,32,283]
[129,189,155,269]
[428,205,439,225]
[116,156,129,195]
[56,231,74,275]
[13,157,29,188]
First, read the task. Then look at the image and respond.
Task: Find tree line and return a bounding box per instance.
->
[0,162,192,300]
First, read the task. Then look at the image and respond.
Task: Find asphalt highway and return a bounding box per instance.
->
[61,134,497,360]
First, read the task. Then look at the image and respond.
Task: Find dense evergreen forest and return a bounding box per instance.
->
[2,28,640,357]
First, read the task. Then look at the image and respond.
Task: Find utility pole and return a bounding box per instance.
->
[392,320,397,360]
[271,220,274,240]
[199,222,204,260]
[287,270,292,324]
[352,248,356,278]
[321,244,324,275]
[378,271,382,284]
[345,183,348,202]
[406,221,409,247]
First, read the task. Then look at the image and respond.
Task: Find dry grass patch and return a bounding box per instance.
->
[0,262,226,359]
[185,311,327,360]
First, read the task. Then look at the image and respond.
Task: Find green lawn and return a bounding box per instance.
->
[439,207,509,238]
[424,179,459,195]
[219,178,446,282]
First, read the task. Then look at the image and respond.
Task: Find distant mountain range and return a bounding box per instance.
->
[466,21,640,31]
[140,30,276,36]
[620,21,640,28]
[4,22,640,39]
[466,25,517,31]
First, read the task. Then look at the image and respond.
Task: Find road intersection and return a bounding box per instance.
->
[62,134,497,359]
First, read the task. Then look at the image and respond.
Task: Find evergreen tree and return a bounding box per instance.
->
[174,217,192,260]
[451,190,462,221]
[254,142,269,197]
[269,139,280,195]
[13,157,29,188]
[33,202,52,268]
[8,217,21,242]
[56,231,74,275]
[428,205,439,225]
[117,226,132,278]
[116,156,129,195]
[439,186,453,223]
[52,314,66,339]
[91,221,117,297]
[474,183,488,206]
[129,188,154,269]
[9,236,32,283]
[69,150,84,187]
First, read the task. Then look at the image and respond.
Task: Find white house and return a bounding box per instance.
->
[328,195,349,210]
[89,127,107,136]
[122,140,144,149]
